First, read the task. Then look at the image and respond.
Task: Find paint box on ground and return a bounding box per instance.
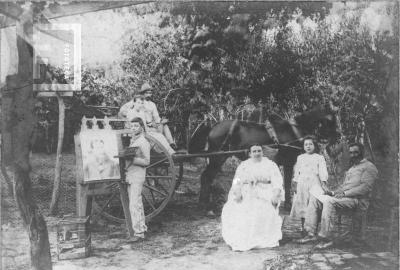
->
[57,216,91,260]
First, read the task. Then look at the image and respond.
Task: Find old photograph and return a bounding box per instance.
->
[0,1,398,270]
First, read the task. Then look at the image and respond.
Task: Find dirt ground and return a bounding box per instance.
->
[1,153,399,270]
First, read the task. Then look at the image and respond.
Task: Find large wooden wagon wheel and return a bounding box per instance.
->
[92,133,180,223]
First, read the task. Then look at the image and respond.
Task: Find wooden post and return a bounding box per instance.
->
[49,93,66,215]
[116,140,134,237]
[11,6,52,270]
[75,134,90,217]
[118,181,134,237]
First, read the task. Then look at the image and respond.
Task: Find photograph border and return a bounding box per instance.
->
[32,23,81,92]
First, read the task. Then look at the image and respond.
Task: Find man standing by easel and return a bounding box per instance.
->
[124,117,150,242]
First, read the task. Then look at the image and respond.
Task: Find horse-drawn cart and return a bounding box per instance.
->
[75,117,249,225]
[76,104,338,226]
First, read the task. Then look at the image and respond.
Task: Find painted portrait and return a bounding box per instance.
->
[80,130,120,182]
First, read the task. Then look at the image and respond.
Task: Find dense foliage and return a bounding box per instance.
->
[72,2,397,152]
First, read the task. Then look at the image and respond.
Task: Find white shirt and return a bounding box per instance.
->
[143,100,161,124]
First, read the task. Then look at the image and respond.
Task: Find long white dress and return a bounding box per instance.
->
[221,157,284,251]
[289,153,329,219]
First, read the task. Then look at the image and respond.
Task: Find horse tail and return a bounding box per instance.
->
[188,120,212,154]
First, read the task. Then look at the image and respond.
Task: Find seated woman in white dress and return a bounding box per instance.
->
[221,144,284,251]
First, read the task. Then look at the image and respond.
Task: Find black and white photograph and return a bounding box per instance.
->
[0,1,399,270]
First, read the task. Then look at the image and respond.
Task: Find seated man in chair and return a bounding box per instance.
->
[298,142,378,249]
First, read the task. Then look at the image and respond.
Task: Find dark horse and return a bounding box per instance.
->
[188,105,339,214]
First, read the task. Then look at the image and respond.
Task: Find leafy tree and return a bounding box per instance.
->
[81,2,396,154]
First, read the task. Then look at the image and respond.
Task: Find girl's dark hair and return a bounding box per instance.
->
[302,135,320,153]
[248,143,263,151]
[130,117,146,131]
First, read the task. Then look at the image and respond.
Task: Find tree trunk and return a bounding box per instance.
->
[0,163,14,196]
[8,7,53,270]
[49,95,65,215]
[1,73,15,196]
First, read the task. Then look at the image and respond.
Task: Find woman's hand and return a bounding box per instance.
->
[271,189,281,207]
[321,181,330,194]
[233,189,243,202]
[234,195,243,203]
[231,184,243,203]
[292,181,298,194]
[334,191,345,198]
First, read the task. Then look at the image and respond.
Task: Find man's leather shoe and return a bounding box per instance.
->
[126,235,144,243]
[315,240,334,249]
[205,210,217,218]
[296,235,318,244]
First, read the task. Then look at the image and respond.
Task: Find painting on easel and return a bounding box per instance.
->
[80,130,120,182]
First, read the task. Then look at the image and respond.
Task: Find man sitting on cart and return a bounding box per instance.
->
[120,82,177,151]
[119,94,175,155]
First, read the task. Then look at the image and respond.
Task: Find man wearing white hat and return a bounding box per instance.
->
[138,82,177,150]
[119,94,175,155]
[119,83,177,150]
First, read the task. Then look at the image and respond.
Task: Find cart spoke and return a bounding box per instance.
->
[99,192,118,212]
[146,157,168,169]
[155,181,169,194]
[142,193,156,210]
[143,184,168,197]
[105,182,119,189]
[92,192,118,222]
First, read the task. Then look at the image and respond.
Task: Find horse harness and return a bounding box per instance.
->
[264,118,303,148]
[219,118,304,151]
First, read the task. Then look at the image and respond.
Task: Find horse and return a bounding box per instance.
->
[188,105,340,214]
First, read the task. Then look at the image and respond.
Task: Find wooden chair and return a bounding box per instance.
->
[337,208,368,240]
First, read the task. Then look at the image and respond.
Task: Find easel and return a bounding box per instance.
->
[74,117,135,237]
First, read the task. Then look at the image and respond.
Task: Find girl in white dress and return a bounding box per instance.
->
[221,144,284,251]
[290,135,329,233]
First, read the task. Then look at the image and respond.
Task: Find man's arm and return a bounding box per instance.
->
[343,165,378,197]
[230,162,246,202]
[270,162,284,204]
[150,102,161,123]
[132,141,150,167]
